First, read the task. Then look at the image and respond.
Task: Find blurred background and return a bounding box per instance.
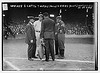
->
[2,3,94,39]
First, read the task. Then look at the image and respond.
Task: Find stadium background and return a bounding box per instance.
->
[2,2,97,71]
[3,2,94,36]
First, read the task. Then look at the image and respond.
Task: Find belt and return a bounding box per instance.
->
[36,31,40,32]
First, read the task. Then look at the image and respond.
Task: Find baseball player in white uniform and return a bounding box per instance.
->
[33,14,43,58]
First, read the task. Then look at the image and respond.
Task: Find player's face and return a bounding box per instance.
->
[30,19,35,23]
[39,16,43,21]
[56,19,59,23]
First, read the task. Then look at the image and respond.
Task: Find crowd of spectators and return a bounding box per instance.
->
[8,24,26,35]
[3,22,94,37]
[65,23,94,35]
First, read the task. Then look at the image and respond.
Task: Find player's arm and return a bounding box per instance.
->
[40,21,44,39]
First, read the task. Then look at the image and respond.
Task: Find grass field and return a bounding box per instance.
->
[2,36,95,71]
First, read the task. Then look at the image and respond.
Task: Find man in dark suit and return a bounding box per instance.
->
[25,17,37,61]
[40,12,55,61]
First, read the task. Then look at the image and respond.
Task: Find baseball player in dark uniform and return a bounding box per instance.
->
[40,12,55,62]
[55,16,66,59]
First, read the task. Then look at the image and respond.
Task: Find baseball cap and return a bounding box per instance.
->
[38,14,43,17]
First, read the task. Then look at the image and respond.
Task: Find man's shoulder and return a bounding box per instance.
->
[51,19,55,24]
[50,18,54,21]
[42,19,47,23]
[60,20,64,23]
[26,23,32,27]
[60,20,65,27]
[26,23,30,26]
[26,24,30,29]
[34,20,39,23]
[43,18,54,23]
[48,18,55,23]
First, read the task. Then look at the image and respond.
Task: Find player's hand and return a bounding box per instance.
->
[60,30,62,33]
[55,32,57,35]
[57,23,59,25]
[30,40,33,43]
[40,38,43,43]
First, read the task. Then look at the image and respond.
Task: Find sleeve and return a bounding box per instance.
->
[55,23,60,34]
[31,27,36,39]
[55,23,58,33]
[26,25,33,41]
[61,21,65,27]
[53,21,55,39]
[61,21,66,34]
[40,21,44,39]
[33,21,36,30]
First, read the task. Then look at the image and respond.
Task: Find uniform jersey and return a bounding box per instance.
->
[55,20,66,34]
[33,20,42,31]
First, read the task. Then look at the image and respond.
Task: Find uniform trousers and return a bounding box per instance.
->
[44,39,55,61]
[58,33,65,49]
[35,31,41,56]
[55,34,58,55]
[58,33,65,57]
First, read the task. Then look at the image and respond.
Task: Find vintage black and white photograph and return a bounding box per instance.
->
[2,2,98,71]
